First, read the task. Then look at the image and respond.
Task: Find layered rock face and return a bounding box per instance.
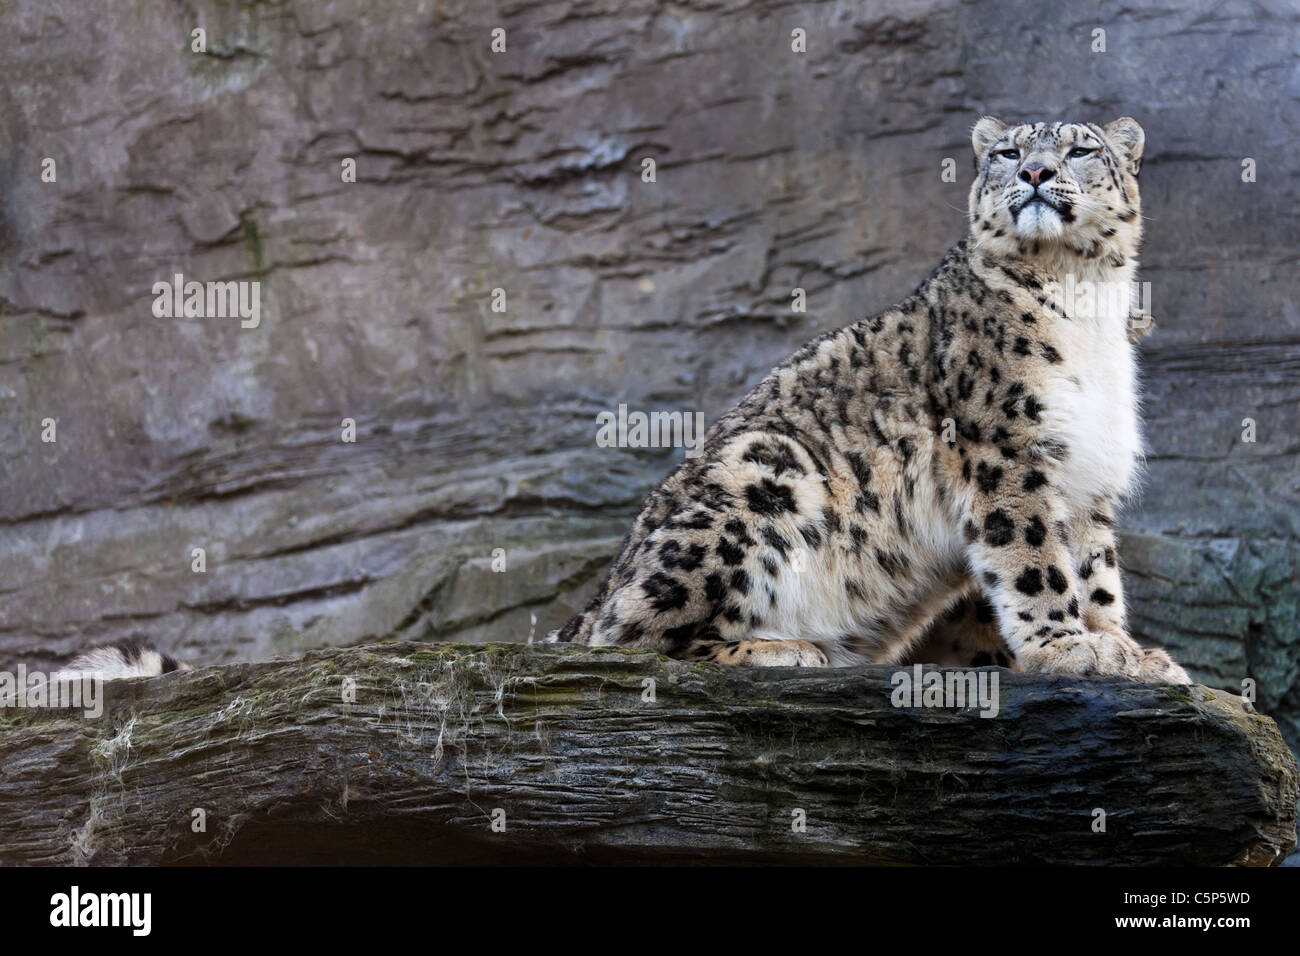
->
[0,2,1296,753]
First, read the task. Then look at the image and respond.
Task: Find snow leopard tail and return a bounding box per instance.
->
[55,639,193,680]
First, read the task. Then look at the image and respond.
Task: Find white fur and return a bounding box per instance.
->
[1014,201,1065,241]
[54,647,173,680]
[1040,261,1144,513]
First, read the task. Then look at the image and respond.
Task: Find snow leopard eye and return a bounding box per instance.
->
[1067,147,1097,159]
[995,149,1020,161]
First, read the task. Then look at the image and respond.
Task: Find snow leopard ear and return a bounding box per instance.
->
[971,116,1009,167]
[1104,117,1145,174]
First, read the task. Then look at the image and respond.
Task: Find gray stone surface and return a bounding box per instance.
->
[0,1,1296,754]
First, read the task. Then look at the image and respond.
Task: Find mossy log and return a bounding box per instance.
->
[1,642,1295,865]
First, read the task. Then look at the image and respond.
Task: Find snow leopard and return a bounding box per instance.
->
[550,116,1190,684]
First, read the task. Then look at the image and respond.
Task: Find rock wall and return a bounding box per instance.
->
[0,1,1297,750]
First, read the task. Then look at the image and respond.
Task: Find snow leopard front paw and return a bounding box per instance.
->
[1025,631,1190,685]
[1137,646,1192,685]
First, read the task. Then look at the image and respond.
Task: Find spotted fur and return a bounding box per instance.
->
[550,117,1189,685]
[904,591,1021,670]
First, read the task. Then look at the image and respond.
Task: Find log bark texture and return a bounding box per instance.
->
[1,643,1295,866]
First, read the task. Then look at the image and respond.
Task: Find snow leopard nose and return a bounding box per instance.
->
[1019,164,1055,188]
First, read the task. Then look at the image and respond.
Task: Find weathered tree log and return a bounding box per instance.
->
[1,642,1295,866]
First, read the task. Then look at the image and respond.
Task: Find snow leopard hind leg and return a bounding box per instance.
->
[547,416,958,671]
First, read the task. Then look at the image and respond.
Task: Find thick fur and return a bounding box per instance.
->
[54,639,193,680]
[550,117,1189,684]
[903,591,1021,670]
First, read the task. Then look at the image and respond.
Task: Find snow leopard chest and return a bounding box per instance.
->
[1042,310,1144,513]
